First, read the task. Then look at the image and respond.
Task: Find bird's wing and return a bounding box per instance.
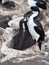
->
[34,26,44,35]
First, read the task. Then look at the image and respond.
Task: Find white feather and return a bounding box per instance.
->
[5,27,17,37]
[27,11,40,41]
[28,0,37,7]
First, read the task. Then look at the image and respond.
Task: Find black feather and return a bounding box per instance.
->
[34,26,45,50]
[36,1,47,9]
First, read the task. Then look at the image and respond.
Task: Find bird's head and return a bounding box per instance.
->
[36,1,47,10]
[31,6,40,12]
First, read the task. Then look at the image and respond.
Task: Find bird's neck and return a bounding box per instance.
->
[31,11,39,18]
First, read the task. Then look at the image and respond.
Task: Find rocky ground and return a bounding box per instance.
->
[0,0,49,65]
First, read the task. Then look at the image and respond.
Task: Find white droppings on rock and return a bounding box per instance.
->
[8,17,25,29]
[45,30,49,38]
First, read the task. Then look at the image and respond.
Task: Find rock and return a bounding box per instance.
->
[11,30,36,50]
[2,1,15,9]
[8,17,24,29]
[5,27,19,37]
[45,30,49,38]
[0,15,12,28]
[0,27,12,50]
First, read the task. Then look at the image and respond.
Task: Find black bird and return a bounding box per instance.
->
[26,6,45,50]
[0,15,12,28]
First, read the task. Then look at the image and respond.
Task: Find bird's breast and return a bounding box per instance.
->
[27,17,40,41]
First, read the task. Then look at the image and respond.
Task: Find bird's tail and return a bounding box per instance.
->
[38,41,42,50]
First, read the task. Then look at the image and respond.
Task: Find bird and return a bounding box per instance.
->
[0,15,12,28]
[27,0,47,50]
[26,6,45,50]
